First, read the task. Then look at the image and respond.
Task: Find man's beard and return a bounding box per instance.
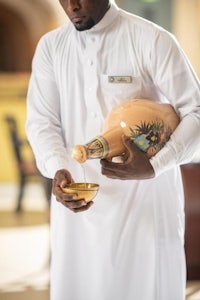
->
[74,18,95,31]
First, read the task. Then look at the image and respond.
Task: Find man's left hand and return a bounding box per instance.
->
[100,136,155,180]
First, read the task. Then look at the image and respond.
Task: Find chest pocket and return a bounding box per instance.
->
[100,74,142,105]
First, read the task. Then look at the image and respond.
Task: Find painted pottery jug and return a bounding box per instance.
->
[72,99,180,163]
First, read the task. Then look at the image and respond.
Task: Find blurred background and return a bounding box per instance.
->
[0,0,200,299]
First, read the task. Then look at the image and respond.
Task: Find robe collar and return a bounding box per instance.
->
[84,2,119,34]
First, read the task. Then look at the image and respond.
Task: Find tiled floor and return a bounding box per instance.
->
[0,183,200,300]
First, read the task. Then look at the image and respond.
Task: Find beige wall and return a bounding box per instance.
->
[172,0,200,77]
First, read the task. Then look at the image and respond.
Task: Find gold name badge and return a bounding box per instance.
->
[108,76,132,83]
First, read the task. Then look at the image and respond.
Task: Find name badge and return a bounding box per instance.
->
[108,76,132,83]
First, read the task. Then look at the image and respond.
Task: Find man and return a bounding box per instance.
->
[26,0,200,299]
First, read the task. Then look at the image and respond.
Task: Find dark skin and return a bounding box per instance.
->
[101,136,155,180]
[53,0,155,212]
[52,169,94,213]
[59,0,110,31]
[53,137,155,213]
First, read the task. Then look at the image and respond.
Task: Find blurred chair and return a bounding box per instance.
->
[4,115,52,212]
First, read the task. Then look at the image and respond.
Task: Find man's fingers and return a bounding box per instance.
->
[122,136,139,153]
[100,158,120,171]
[101,164,120,177]
[71,201,94,213]
[54,169,73,186]
[64,199,87,208]
[61,199,93,212]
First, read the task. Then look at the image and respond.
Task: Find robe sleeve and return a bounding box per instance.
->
[148,30,200,176]
[26,35,69,178]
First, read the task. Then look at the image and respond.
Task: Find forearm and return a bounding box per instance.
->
[150,112,200,176]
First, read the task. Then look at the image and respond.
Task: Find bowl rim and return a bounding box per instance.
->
[63,182,99,191]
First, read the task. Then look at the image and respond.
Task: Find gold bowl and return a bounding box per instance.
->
[62,183,99,203]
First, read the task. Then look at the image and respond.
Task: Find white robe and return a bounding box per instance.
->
[26,3,200,300]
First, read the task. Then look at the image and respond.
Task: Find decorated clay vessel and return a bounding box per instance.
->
[72,99,180,163]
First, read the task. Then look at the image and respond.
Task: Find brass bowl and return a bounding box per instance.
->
[62,183,99,203]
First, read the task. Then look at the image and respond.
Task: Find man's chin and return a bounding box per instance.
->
[74,24,88,31]
[73,19,95,31]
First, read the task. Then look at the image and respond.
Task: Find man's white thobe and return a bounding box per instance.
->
[26,3,200,300]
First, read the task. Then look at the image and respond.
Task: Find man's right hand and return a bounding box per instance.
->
[52,169,93,213]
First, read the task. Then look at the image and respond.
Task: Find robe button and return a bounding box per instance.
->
[91,112,97,118]
[87,59,93,66]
